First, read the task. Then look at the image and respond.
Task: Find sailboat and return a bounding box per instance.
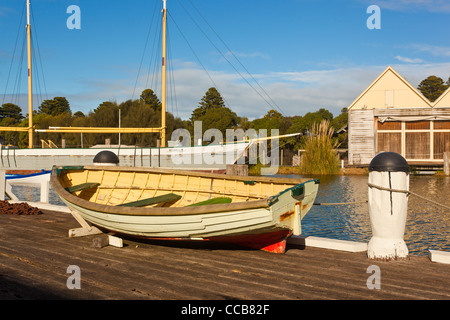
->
[0,0,295,172]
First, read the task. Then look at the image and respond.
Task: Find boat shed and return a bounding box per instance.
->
[347,66,450,166]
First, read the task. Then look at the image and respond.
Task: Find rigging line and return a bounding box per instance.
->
[2,2,26,106]
[167,11,231,109]
[30,7,48,102]
[31,37,44,108]
[12,36,27,107]
[244,135,295,165]
[144,6,162,94]
[132,0,159,101]
[173,0,248,109]
[147,16,162,93]
[182,0,285,115]
[166,27,178,117]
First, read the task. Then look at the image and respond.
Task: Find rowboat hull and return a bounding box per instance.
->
[51,166,319,253]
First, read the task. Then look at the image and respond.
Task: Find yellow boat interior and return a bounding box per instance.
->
[55,166,311,208]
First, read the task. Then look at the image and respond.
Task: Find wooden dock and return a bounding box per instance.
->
[0,208,449,301]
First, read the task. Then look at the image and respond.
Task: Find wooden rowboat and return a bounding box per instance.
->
[51,165,319,253]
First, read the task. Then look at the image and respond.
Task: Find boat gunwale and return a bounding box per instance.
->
[83,165,311,184]
[51,166,313,216]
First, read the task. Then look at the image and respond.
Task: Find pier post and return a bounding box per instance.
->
[444,152,449,176]
[40,179,49,203]
[0,170,5,201]
[367,152,409,260]
[226,164,248,176]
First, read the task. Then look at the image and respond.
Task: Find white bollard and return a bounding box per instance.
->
[367,152,410,260]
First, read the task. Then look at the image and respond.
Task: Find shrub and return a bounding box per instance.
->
[299,120,340,175]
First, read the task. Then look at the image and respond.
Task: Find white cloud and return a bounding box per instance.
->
[358,0,450,13]
[391,62,450,87]
[394,56,425,64]
[225,51,270,60]
[69,65,381,119]
[408,44,450,58]
[0,7,13,17]
[13,62,449,122]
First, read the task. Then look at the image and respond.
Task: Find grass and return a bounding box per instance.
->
[298,120,341,175]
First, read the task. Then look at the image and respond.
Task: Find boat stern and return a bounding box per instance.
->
[269,179,319,236]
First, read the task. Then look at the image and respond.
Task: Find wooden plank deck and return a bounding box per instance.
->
[0,208,449,301]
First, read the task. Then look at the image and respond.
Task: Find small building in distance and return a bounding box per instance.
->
[347,66,450,167]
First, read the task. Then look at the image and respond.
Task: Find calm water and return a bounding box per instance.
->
[11,174,450,256]
[292,174,450,256]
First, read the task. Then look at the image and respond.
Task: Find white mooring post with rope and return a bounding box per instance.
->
[367,152,410,260]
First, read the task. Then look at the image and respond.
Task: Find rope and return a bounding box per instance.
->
[313,183,450,211]
[314,201,368,206]
[368,183,450,211]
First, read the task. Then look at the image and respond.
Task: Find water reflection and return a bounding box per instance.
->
[406,176,450,255]
[10,174,450,256]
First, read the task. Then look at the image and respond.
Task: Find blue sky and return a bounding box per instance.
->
[1,0,450,121]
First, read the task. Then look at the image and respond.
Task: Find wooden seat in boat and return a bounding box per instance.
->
[118,193,182,207]
[187,197,232,207]
[66,182,100,193]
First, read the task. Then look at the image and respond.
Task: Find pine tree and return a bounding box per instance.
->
[190,87,225,121]
[38,97,71,116]
[140,89,161,111]
[417,76,449,102]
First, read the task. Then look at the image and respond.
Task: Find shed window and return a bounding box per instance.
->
[405,121,430,130]
[434,132,450,159]
[377,121,401,130]
[405,132,430,159]
[377,132,401,154]
[434,121,450,130]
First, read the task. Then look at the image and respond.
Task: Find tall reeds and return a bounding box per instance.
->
[299,120,340,175]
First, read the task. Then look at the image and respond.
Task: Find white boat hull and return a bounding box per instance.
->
[0,143,249,171]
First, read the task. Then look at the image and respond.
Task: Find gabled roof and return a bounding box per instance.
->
[347,66,432,110]
[433,86,450,108]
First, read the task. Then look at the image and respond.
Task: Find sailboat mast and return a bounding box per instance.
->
[26,0,33,148]
[160,0,167,147]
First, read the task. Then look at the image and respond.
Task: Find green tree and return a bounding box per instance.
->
[0,117,20,145]
[330,107,348,131]
[250,109,284,131]
[140,89,161,112]
[73,111,85,118]
[86,101,120,145]
[0,103,24,123]
[188,88,239,143]
[121,99,158,146]
[190,87,226,121]
[38,97,71,116]
[90,101,119,127]
[302,108,333,128]
[82,98,184,147]
[417,76,449,102]
[330,107,348,148]
[198,107,240,133]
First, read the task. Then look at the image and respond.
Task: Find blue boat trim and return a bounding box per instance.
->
[6,170,51,180]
